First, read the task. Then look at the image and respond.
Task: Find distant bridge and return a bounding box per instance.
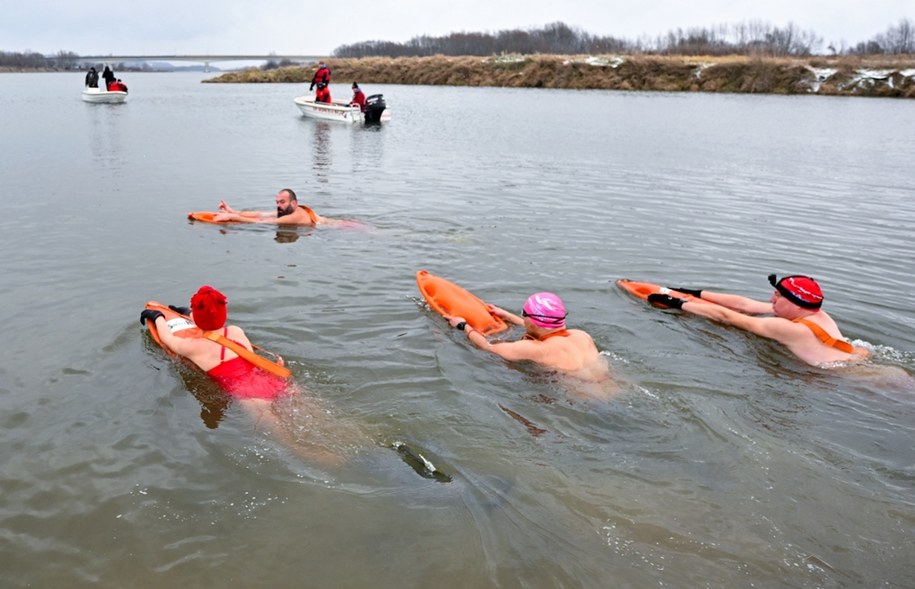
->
[77,54,327,70]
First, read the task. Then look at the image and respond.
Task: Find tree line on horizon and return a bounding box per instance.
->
[333,19,914,58]
[1,18,912,70]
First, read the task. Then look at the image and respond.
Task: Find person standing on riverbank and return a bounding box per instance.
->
[647,274,867,366]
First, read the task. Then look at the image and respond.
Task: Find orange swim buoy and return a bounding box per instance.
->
[616,279,707,305]
[187,211,233,224]
[416,270,508,335]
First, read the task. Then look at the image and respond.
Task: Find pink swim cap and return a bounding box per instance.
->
[522,292,567,329]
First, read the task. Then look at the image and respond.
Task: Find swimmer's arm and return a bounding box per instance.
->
[698,291,773,314]
[213,211,276,223]
[487,305,524,326]
[151,316,200,357]
[682,301,797,342]
[465,330,542,362]
[448,315,536,360]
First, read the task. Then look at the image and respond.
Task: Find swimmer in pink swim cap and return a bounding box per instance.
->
[447,292,610,384]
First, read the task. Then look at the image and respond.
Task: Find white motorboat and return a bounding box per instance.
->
[81,88,128,104]
[293,94,389,124]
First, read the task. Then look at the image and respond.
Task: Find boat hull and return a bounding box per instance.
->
[82,88,128,103]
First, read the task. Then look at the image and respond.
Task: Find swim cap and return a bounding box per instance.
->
[191,285,227,331]
[522,292,567,329]
[768,274,823,310]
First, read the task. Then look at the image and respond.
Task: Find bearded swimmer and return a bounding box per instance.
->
[214,188,343,226]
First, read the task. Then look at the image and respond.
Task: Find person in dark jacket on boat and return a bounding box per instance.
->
[85,67,99,88]
[102,66,115,90]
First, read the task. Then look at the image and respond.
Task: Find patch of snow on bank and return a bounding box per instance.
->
[806,67,838,92]
[693,62,714,79]
[847,69,896,90]
[487,55,526,65]
[588,55,625,68]
[564,55,625,68]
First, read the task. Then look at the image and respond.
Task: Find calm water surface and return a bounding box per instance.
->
[1,73,914,587]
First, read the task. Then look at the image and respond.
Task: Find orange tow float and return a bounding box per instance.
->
[616,279,710,305]
[416,270,508,335]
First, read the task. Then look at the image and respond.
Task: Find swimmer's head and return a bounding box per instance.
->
[768,274,823,310]
[522,292,567,329]
[191,285,227,331]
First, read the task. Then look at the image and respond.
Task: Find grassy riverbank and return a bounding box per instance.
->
[205,54,915,98]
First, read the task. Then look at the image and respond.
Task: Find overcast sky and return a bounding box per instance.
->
[3,0,910,56]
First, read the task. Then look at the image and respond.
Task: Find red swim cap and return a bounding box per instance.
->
[768,274,823,310]
[191,285,227,331]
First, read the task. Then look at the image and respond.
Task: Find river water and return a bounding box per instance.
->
[1,72,914,588]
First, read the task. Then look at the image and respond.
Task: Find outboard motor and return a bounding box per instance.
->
[363,94,387,124]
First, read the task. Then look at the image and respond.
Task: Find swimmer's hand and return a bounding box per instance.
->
[213,212,236,222]
[218,200,236,214]
[447,316,467,329]
[487,304,511,319]
[648,294,687,310]
[140,309,165,326]
[668,286,703,298]
[168,304,191,316]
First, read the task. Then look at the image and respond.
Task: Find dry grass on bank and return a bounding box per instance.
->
[206,54,915,98]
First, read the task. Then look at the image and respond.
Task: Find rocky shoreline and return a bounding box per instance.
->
[205,54,915,98]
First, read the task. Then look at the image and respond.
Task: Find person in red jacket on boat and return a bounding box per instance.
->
[309,61,332,102]
[646,274,867,366]
[349,82,366,111]
[314,83,332,103]
[447,292,609,384]
[108,79,128,92]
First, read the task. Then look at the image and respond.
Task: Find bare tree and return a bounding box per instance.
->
[877,18,915,53]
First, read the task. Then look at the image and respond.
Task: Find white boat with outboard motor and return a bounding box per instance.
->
[293,94,389,124]
[81,87,128,104]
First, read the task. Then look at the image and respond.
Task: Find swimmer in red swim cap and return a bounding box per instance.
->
[647,273,867,367]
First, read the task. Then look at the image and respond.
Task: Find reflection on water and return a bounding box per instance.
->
[0,73,913,588]
[309,121,332,183]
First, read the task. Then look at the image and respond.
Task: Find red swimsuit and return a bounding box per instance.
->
[206,328,289,400]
